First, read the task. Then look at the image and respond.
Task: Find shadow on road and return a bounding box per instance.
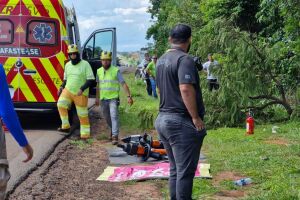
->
[17,112,61,130]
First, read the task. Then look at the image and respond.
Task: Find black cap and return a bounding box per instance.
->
[169,24,191,43]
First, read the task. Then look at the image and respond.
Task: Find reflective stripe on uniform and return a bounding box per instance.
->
[61,116,70,129]
[99,80,119,84]
[76,106,88,118]
[57,97,72,109]
[80,125,90,136]
[97,66,120,100]
[99,87,119,91]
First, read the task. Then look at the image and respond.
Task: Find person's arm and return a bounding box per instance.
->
[78,62,95,96]
[179,84,204,130]
[60,80,67,89]
[212,61,219,70]
[58,80,66,96]
[0,65,33,162]
[146,62,153,77]
[58,64,68,96]
[146,68,151,76]
[80,80,93,91]
[178,56,205,131]
[117,71,133,105]
[95,83,100,105]
[121,83,133,105]
[95,74,100,106]
[146,64,152,76]
[202,62,208,74]
[180,84,198,119]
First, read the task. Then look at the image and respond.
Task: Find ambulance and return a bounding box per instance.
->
[0,0,117,112]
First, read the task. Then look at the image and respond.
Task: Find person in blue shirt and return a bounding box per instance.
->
[0,64,33,199]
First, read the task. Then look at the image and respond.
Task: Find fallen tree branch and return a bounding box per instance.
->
[248,95,293,117]
[249,95,281,102]
[247,101,281,111]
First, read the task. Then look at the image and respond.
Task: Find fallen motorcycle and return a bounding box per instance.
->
[117,133,168,161]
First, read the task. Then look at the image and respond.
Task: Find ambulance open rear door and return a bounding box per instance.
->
[81,28,117,96]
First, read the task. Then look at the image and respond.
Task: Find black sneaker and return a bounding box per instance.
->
[57,127,70,133]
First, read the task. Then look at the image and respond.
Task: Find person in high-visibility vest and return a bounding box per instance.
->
[146,55,158,98]
[95,51,133,145]
[143,53,152,96]
[0,64,33,199]
[57,44,95,139]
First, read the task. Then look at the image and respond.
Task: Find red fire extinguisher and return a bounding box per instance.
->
[246,110,254,135]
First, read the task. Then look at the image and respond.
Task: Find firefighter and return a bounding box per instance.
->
[0,64,33,200]
[57,44,95,139]
[95,51,133,145]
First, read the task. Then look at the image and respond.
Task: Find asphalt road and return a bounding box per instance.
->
[4,70,132,195]
[5,112,67,195]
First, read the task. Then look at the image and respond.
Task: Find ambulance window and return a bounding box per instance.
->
[0,20,13,44]
[84,38,94,59]
[94,31,113,58]
[27,21,57,45]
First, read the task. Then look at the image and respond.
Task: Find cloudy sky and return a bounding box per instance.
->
[63,0,153,52]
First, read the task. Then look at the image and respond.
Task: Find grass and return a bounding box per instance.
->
[118,72,300,199]
[96,134,110,141]
[196,122,300,199]
[69,138,94,149]
[119,74,159,132]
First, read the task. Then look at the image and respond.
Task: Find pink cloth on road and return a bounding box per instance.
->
[97,162,211,182]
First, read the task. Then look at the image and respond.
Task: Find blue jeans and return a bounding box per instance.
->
[101,99,119,136]
[155,113,206,200]
[150,77,158,98]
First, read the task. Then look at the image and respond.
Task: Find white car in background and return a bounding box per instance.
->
[135,63,146,80]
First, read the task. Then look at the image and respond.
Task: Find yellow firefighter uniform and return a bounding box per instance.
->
[57,45,95,139]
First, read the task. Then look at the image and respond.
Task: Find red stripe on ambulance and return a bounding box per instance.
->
[20,64,46,102]
[20,0,32,16]
[31,59,58,100]
[49,56,64,81]
[33,0,50,17]
[50,0,66,28]
[6,66,18,84]
[0,0,10,14]
[13,88,26,102]
[0,57,8,66]
[9,2,21,15]
[62,41,68,57]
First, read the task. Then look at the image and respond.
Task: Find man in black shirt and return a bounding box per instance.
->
[155,24,206,200]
